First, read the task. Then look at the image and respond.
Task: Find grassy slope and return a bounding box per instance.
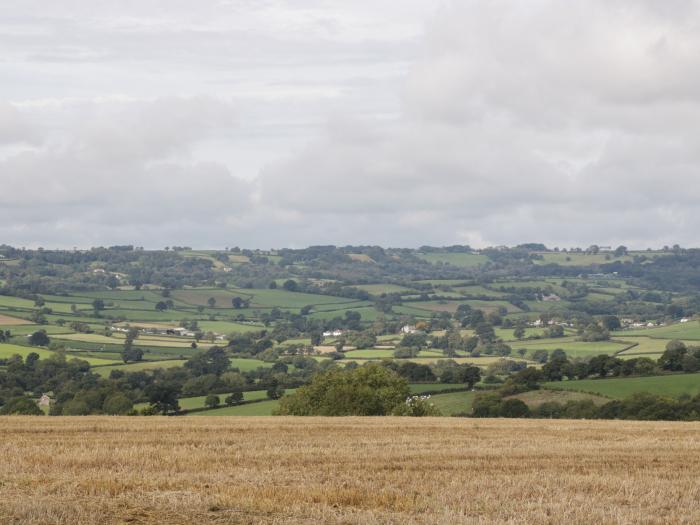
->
[545,373,700,399]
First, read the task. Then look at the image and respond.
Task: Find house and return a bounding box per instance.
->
[38,394,51,407]
[542,294,561,302]
[680,318,690,323]
[322,330,344,338]
[401,325,417,334]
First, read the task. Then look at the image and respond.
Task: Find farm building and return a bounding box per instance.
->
[38,394,51,406]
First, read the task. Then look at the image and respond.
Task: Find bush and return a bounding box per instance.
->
[205,394,220,408]
[102,394,133,415]
[391,395,442,416]
[499,399,530,418]
[0,396,43,415]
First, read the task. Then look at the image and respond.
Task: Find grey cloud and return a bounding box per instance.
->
[2,1,700,249]
[258,0,700,248]
[0,102,40,144]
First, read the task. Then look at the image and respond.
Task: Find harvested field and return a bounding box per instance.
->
[0,314,31,325]
[1,417,700,524]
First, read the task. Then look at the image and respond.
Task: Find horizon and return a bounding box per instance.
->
[0,243,687,252]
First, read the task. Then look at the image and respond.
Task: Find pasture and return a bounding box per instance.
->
[0,344,120,366]
[509,337,631,358]
[415,252,488,267]
[93,359,189,377]
[545,372,700,399]
[618,321,700,340]
[429,390,476,415]
[189,399,280,416]
[2,417,699,524]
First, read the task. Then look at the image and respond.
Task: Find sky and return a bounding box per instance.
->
[2,0,700,250]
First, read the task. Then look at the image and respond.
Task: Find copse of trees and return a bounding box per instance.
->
[276,363,411,416]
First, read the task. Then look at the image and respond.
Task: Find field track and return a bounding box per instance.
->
[1,417,700,524]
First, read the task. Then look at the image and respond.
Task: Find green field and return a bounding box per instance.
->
[0,343,64,361]
[545,373,700,399]
[617,321,700,340]
[52,333,197,348]
[196,320,265,334]
[429,391,476,415]
[416,252,489,268]
[533,252,633,266]
[510,337,631,358]
[616,337,676,355]
[189,399,280,416]
[353,284,416,294]
[135,389,286,412]
[344,349,395,359]
[0,344,120,365]
[93,359,188,377]
[408,383,470,394]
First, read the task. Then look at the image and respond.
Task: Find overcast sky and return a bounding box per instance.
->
[2,0,700,249]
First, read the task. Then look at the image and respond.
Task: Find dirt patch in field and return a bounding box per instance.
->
[508,388,610,407]
[0,314,31,326]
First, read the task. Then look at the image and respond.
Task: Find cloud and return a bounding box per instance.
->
[258,0,700,248]
[0,97,252,247]
[2,1,700,249]
[0,102,40,145]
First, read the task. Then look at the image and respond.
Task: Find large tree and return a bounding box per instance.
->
[277,363,409,416]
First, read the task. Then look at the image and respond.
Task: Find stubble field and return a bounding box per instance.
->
[1,417,699,524]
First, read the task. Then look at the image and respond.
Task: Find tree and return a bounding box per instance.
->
[513,326,526,340]
[266,380,285,400]
[283,279,298,292]
[146,383,180,415]
[92,299,105,315]
[232,296,244,309]
[121,346,143,363]
[155,301,168,311]
[184,347,231,376]
[0,397,43,415]
[277,364,410,416]
[531,349,549,364]
[475,323,495,344]
[103,394,133,415]
[29,330,50,347]
[225,392,244,406]
[601,316,621,331]
[614,245,628,257]
[499,399,530,418]
[205,394,220,408]
[207,297,216,308]
[658,340,687,371]
[546,325,565,338]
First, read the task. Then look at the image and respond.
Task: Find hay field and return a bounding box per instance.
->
[1,417,700,524]
[0,314,31,325]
